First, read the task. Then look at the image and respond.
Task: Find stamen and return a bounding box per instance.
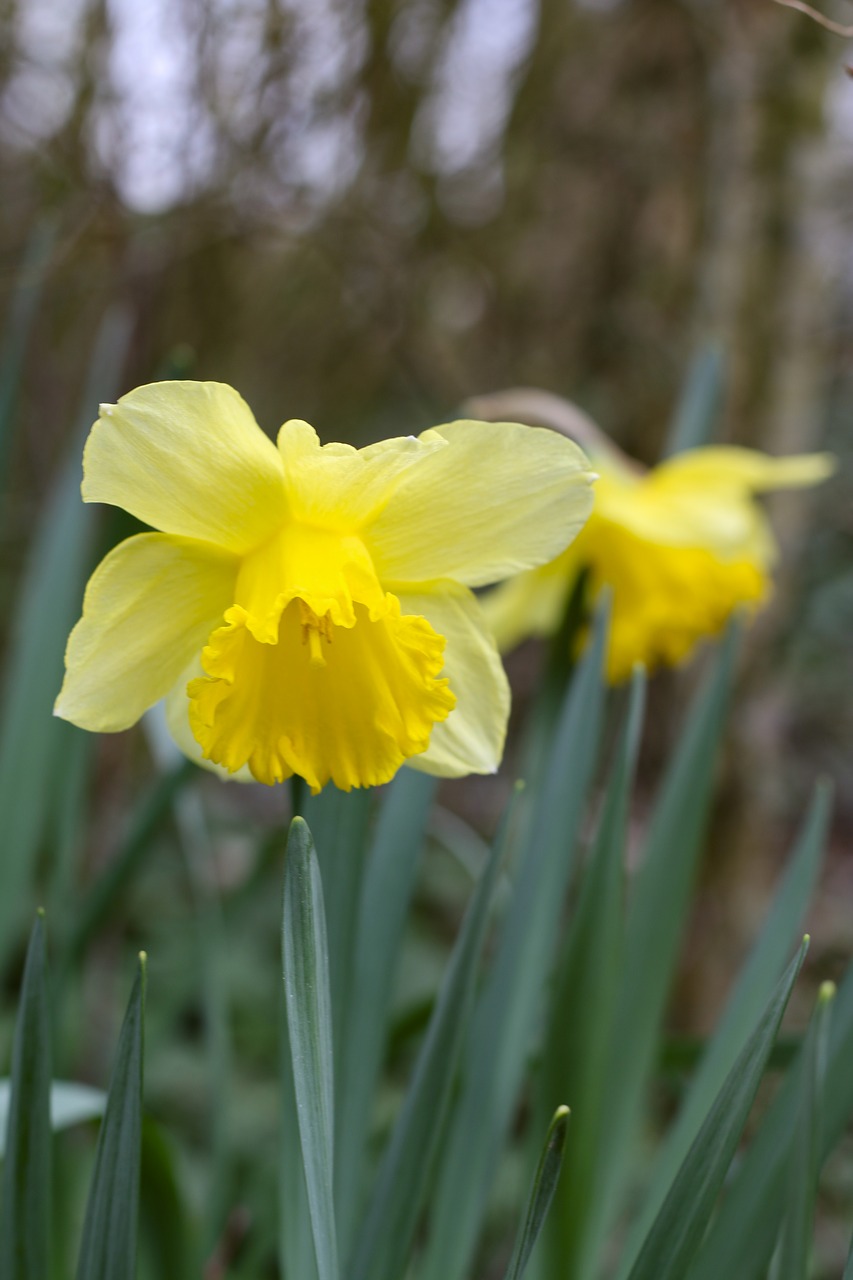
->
[298,599,333,668]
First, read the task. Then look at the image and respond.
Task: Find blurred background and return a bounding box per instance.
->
[0,0,852,1272]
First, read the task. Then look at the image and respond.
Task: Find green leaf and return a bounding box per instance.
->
[63,761,194,967]
[0,913,52,1280]
[282,818,338,1280]
[335,770,436,1259]
[690,929,853,1280]
[139,1118,190,1280]
[419,603,608,1280]
[0,307,133,971]
[626,939,808,1280]
[534,669,645,1278]
[503,1107,571,1280]
[774,980,833,1280]
[348,781,515,1280]
[0,218,57,484]
[584,626,738,1276]
[662,344,725,457]
[304,785,372,1124]
[75,952,147,1280]
[618,781,831,1277]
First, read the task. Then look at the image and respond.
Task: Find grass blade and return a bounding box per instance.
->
[348,782,515,1280]
[0,218,57,484]
[0,306,133,971]
[335,770,436,1260]
[775,981,834,1280]
[534,670,645,1278]
[504,1107,571,1280]
[844,1227,853,1280]
[584,626,738,1276]
[0,913,52,1280]
[75,952,147,1280]
[690,933,853,1280]
[662,344,725,457]
[618,781,831,1277]
[419,603,608,1280]
[282,818,338,1280]
[626,939,808,1280]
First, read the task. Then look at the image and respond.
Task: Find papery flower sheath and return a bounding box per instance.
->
[485,433,834,683]
[55,382,595,790]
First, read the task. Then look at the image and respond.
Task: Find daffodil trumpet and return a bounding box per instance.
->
[55,381,595,791]
[477,389,835,683]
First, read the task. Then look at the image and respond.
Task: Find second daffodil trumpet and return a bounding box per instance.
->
[55,382,595,791]
[480,391,834,683]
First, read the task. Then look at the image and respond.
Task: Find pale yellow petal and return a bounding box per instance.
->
[483,545,580,653]
[367,420,596,587]
[398,582,510,777]
[277,419,447,528]
[55,533,237,732]
[83,382,286,554]
[651,447,836,494]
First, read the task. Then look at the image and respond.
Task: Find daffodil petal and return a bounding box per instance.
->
[482,550,577,653]
[83,382,287,554]
[651,447,836,493]
[162,662,255,782]
[55,533,237,732]
[277,419,447,526]
[367,420,596,587]
[188,597,455,791]
[397,582,510,777]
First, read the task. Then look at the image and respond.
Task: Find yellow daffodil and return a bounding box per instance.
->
[485,436,834,684]
[55,381,595,790]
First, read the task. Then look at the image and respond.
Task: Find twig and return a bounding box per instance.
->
[769,0,853,37]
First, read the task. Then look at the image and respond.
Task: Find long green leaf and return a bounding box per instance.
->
[690,935,853,1280]
[0,306,133,970]
[348,782,516,1280]
[0,913,52,1280]
[63,761,194,966]
[504,1107,571,1280]
[583,627,738,1277]
[534,670,645,1278]
[335,770,436,1259]
[618,781,831,1277]
[419,603,608,1280]
[662,344,725,457]
[626,939,808,1280]
[282,818,338,1280]
[0,218,57,483]
[304,786,372,1124]
[775,980,833,1280]
[75,952,147,1280]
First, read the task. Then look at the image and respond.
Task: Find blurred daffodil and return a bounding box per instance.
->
[481,395,834,683]
[55,382,594,790]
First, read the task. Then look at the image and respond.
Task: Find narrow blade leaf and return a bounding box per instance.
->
[348,782,516,1280]
[282,818,338,1280]
[0,913,52,1280]
[775,981,834,1280]
[75,952,147,1280]
[586,626,738,1274]
[420,603,608,1280]
[618,782,831,1277]
[504,1107,570,1280]
[625,938,808,1280]
[335,770,436,1258]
